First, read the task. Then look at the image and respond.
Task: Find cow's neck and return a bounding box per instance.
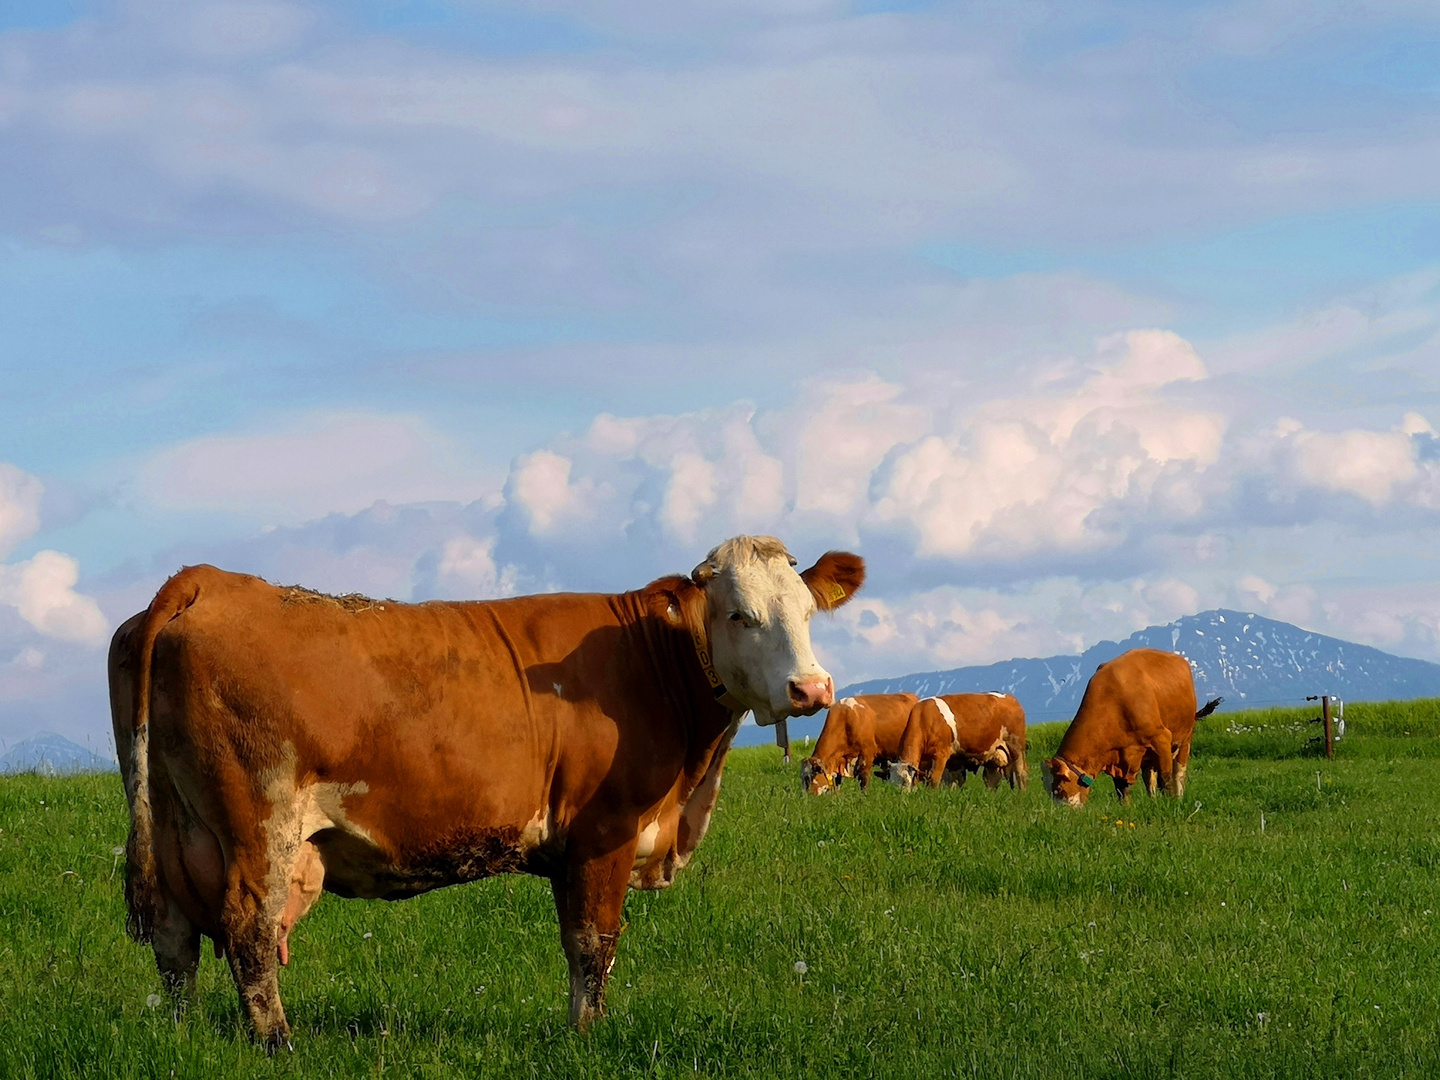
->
[615,590,741,759]
[1054,741,1115,783]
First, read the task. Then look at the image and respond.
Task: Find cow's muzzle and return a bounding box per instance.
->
[786,676,834,715]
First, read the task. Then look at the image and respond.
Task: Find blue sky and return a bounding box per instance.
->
[2,0,1440,750]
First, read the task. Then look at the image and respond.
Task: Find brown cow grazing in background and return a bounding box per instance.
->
[890,693,1028,792]
[1043,647,1222,806]
[109,535,862,1048]
[799,693,918,794]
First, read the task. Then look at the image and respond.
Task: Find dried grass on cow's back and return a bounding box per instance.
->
[2,700,1440,1078]
[279,584,394,613]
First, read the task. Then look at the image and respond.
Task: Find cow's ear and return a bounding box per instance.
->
[647,575,710,639]
[801,551,865,611]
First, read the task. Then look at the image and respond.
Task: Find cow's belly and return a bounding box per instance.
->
[312,805,561,901]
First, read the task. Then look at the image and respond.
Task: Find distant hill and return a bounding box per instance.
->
[0,733,118,776]
[837,609,1440,727]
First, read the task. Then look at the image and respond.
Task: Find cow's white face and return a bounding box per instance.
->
[694,538,863,726]
[889,762,919,792]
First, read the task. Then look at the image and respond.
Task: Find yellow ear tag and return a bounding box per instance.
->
[826,583,846,603]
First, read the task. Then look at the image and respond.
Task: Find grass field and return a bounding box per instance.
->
[3,700,1439,1078]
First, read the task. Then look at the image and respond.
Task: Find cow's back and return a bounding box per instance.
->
[897,697,949,762]
[867,693,919,757]
[813,698,866,761]
[1060,648,1195,755]
[941,694,1006,757]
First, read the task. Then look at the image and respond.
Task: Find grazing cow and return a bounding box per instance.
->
[799,693,918,794]
[890,693,1029,791]
[109,535,862,1047]
[1043,647,1222,806]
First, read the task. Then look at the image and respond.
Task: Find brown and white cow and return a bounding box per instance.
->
[889,693,1028,791]
[109,535,862,1047]
[1043,647,1221,807]
[799,693,918,794]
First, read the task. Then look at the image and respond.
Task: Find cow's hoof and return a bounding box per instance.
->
[263,1032,294,1055]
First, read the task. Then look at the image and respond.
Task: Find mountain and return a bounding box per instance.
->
[835,609,1440,728]
[0,733,118,776]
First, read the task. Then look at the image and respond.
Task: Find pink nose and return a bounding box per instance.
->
[787,676,834,714]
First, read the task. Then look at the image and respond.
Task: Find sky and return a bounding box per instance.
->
[2,0,1440,753]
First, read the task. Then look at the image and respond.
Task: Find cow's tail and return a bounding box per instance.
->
[1195,696,1223,721]
[124,570,203,944]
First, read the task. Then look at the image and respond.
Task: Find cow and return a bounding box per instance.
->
[889,693,1028,791]
[798,693,918,794]
[108,535,863,1048]
[1043,647,1222,807]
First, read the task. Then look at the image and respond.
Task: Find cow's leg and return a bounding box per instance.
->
[1171,739,1192,800]
[153,888,201,1010]
[1150,733,1175,794]
[926,753,948,788]
[1007,757,1026,790]
[1114,776,1131,804]
[220,854,291,1050]
[941,758,967,788]
[552,842,636,1031]
[857,752,874,791]
[1141,753,1160,797]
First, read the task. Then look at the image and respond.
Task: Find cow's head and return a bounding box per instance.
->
[889,761,919,792]
[1043,756,1092,807]
[799,757,834,795]
[691,536,863,725]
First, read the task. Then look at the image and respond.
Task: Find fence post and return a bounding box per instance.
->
[775,718,790,763]
[1322,695,1333,759]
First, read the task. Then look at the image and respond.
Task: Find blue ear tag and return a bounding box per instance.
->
[1079,774,1094,788]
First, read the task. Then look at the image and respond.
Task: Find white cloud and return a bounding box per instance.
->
[1207,273,1440,378]
[141,411,500,522]
[435,535,519,599]
[1261,414,1439,508]
[0,463,108,647]
[791,377,925,523]
[7,0,1440,263]
[0,463,44,559]
[1291,426,1416,505]
[0,550,108,646]
[871,330,1224,557]
[1238,573,1277,605]
[509,449,600,535]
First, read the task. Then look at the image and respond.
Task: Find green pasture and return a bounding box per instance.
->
[2,700,1439,1078]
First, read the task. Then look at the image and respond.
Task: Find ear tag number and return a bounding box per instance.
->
[826,583,846,603]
